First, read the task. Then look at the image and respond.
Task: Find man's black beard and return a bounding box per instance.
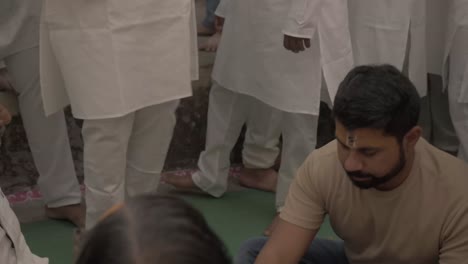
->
[345,147,406,189]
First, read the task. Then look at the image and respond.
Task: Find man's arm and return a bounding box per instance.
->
[439,203,468,263]
[255,218,318,264]
[255,151,326,263]
[283,0,323,53]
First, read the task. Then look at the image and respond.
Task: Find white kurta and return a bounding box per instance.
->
[0,0,41,58]
[426,0,448,75]
[348,0,428,97]
[212,0,322,115]
[0,0,82,208]
[0,189,48,264]
[443,0,468,161]
[283,0,353,103]
[443,0,468,104]
[40,0,198,119]
[316,0,353,101]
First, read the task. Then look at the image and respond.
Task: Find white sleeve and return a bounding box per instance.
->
[0,227,17,264]
[318,0,354,101]
[282,0,323,39]
[0,189,48,264]
[214,0,230,18]
[0,189,18,264]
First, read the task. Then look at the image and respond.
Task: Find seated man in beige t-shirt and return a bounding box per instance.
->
[235,64,468,264]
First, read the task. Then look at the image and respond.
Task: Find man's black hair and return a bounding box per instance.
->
[333,64,421,142]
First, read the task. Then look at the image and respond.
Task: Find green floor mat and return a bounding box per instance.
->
[22,189,337,264]
[22,220,75,264]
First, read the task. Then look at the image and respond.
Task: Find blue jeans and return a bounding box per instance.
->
[202,0,221,30]
[235,237,349,264]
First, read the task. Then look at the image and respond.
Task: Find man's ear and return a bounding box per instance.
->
[404,126,422,148]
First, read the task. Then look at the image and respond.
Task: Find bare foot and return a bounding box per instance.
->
[199,32,221,52]
[197,24,215,36]
[161,172,202,192]
[45,203,85,228]
[239,168,277,192]
[264,214,280,236]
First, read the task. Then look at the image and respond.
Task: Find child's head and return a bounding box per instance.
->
[76,195,231,264]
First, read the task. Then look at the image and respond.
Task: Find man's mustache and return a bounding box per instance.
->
[346,171,375,179]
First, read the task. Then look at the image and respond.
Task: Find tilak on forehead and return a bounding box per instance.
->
[346,130,358,147]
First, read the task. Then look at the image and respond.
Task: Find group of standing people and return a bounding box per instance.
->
[165,0,468,234]
[0,0,468,263]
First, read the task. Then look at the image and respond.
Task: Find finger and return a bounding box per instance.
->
[283,35,291,50]
[293,39,302,53]
[289,38,298,52]
[289,38,297,52]
[298,39,305,52]
[304,38,311,49]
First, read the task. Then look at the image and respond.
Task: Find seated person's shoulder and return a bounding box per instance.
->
[298,140,341,184]
[419,139,468,196]
[304,140,338,168]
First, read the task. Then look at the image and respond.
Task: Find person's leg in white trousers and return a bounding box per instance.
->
[238,100,282,192]
[193,83,282,196]
[242,106,281,169]
[4,47,82,220]
[448,27,468,162]
[193,84,249,196]
[262,112,318,236]
[82,101,178,229]
[125,101,178,196]
[427,74,459,154]
[275,112,318,209]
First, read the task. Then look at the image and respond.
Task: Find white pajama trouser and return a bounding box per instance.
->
[424,74,459,153]
[3,46,81,208]
[82,100,178,229]
[193,83,318,209]
[448,26,468,162]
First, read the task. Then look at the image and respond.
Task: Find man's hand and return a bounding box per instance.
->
[283,34,311,53]
[214,16,225,33]
[0,68,13,92]
[254,218,317,264]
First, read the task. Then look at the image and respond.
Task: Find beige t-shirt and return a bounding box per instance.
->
[281,139,468,264]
